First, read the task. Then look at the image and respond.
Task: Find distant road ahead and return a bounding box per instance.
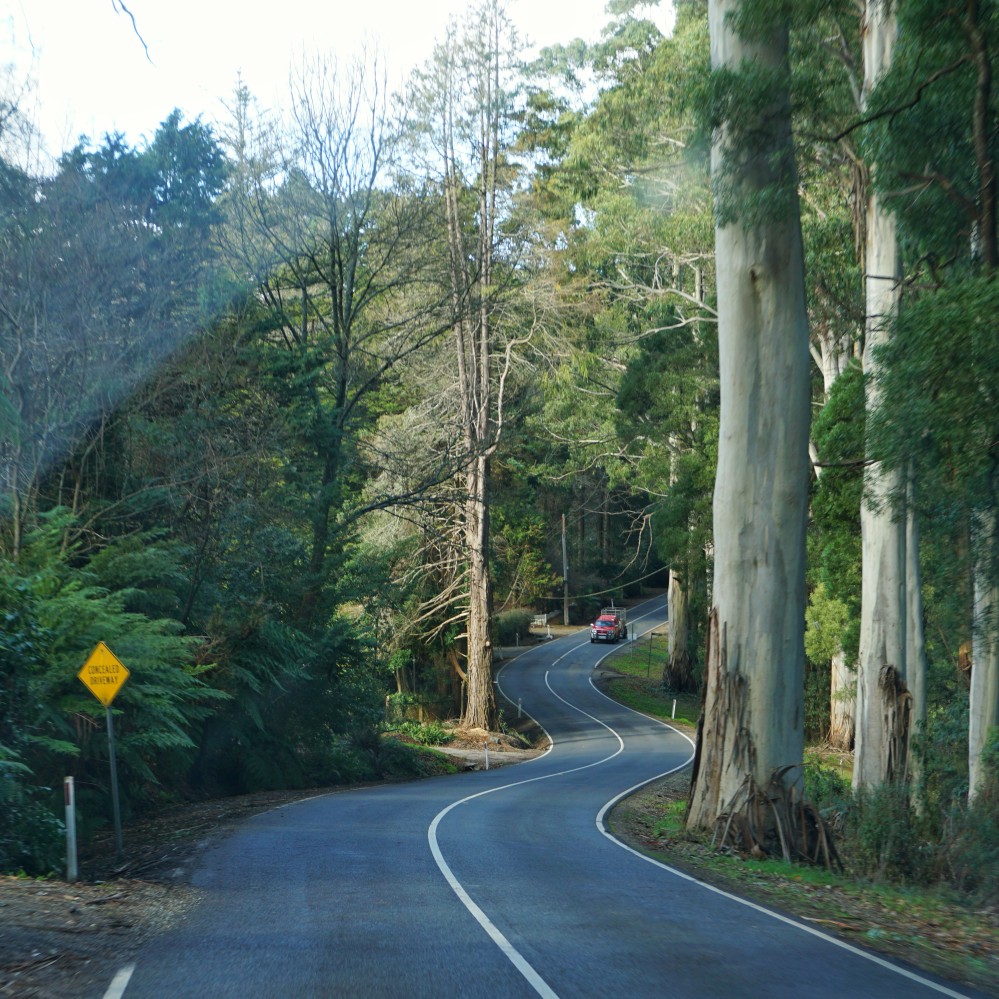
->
[121,596,982,998]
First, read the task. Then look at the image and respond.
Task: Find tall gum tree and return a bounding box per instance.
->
[406,0,523,729]
[844,0,999,801]
[853,0,927,790]
[686,0,812,846]
[786,1,867,752]
[864,0,999,799]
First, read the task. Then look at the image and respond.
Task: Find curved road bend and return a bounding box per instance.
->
[119,596,984,999]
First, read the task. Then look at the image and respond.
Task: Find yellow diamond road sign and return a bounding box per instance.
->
[78,642,130,707]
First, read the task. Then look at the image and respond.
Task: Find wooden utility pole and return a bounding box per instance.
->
[562,513,569,625]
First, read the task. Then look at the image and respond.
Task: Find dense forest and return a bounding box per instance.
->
[1,0,996,902]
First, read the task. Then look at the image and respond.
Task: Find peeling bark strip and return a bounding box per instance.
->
[689,613,750,819]
[712,768,843,870]
[879,664,912,783]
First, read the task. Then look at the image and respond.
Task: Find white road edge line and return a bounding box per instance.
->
[428,800,559,999]
[427,735,618,993]
[102,962,135,999]
[588,667,975,999]
[429,622,647,999]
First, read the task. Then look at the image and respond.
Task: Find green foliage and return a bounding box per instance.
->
[802,661,828,743]
[808,363,864,693]
[0,757,64,876]
[800,204,863,354]
[862,0,997,268]
[43,575,216,765]
[340,726,445,781]
[0,569,67,876]
[918,698,971,817]
[803,754,851,810]
[804,584,850,665]
[874,278,999,516]
[391,720,454,746]
[652,799,688,840]
[491,510,561,612]
[190,614,384,796]
[306,731,432,787]
[819,722,997,903]
[0,514,225,841]
[841,782,933,884]
[803,584,850,738]
[518,2,716,611]
[494,610,534,646]
[707,61,799,228]
[939,731,999,903]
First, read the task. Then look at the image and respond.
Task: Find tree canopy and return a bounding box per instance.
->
[1,0,996,890]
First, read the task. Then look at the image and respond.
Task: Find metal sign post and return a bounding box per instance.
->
[105,704,124,859]
[78,642,130,861]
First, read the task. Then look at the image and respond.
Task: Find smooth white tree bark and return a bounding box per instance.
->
[811,261,857,752]
[905,472,927,748]
[829,650,856,749]
[854,0,927,789]
[687,1,810,829]
[810,325,854,402]
[970,507,999,800]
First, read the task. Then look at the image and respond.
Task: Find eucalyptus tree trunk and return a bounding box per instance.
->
[665,569,695,692]
[853,0,926,789]
[686,1,810,838]
[432,1,514,730]
[464,453,495,728]
[812,241,857,752]
[810,325,854,403]
[904,470,927,762]
[828,652,856,749]
[966,2,998,802]
[970,496,999,800]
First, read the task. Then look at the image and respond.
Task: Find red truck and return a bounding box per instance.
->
[590,607,627,643]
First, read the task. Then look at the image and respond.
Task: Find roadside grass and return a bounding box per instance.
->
[667,828,999,992]
[652,799,687,839]
[598,634,700,726]
[598,643,999,996]
[408,745,461,776]
[603,677,701,726]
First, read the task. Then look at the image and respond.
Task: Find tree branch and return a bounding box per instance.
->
[112,1,151,63]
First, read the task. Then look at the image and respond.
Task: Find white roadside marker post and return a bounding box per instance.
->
[64,776,78,882]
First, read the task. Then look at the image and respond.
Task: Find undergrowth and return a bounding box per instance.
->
[388,720,455,746]
[603,666,999,911]
[323,727,457,783]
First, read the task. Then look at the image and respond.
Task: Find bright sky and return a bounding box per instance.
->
[7,0,672,159]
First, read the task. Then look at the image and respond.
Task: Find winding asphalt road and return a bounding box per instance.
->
[116,596,983,998]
